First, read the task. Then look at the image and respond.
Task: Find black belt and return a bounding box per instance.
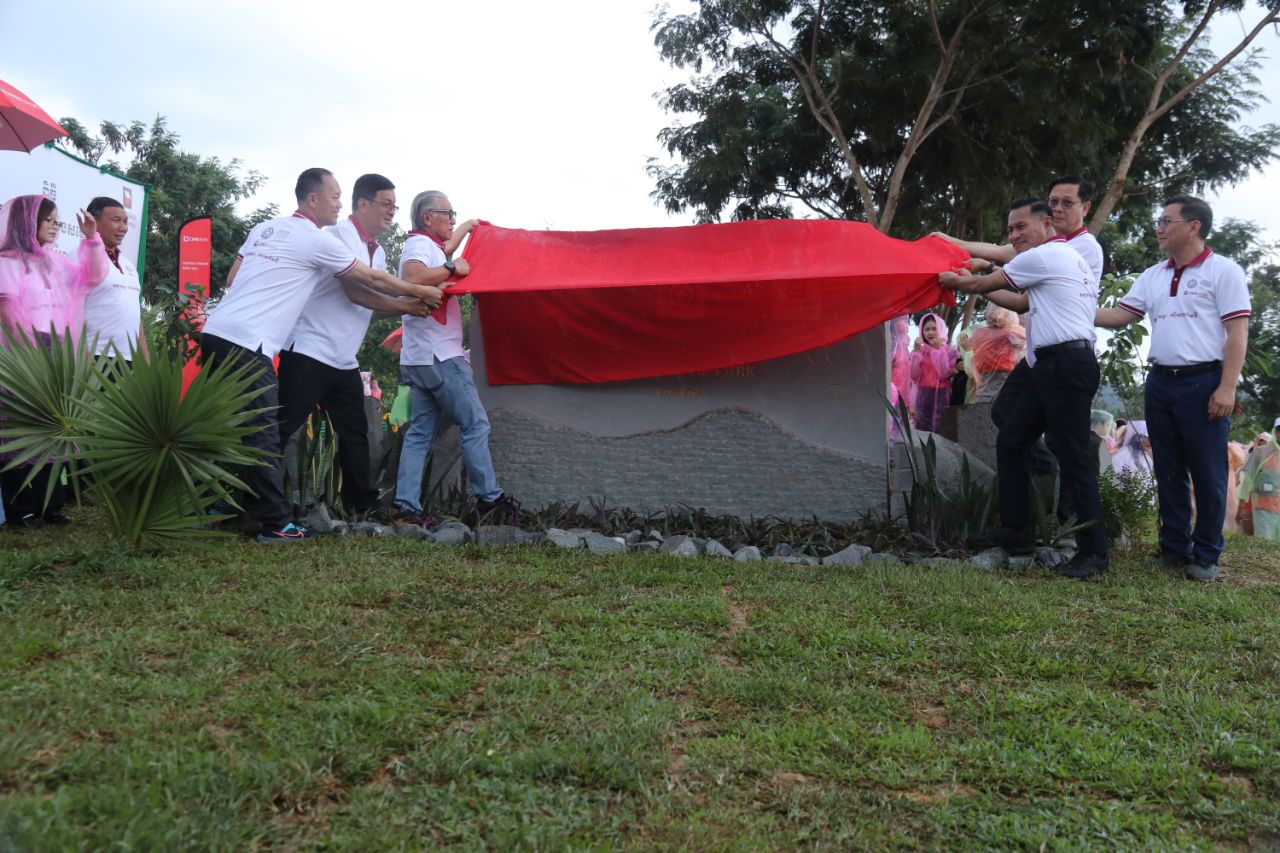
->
[1034,339,1092,358]
[1149,360,1222,379]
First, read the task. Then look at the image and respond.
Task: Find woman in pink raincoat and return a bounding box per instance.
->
[909,312,957,434]
[0,194,108,527]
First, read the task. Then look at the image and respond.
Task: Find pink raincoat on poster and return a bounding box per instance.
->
[0,195,108,344]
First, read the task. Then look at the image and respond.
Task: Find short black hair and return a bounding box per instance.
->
[1009,197,1052,218]
[1164,195,1213,238]
[1046,175,1094,203]
[294,168,334,204]
[352,173,395,208]
[87,196,124,218]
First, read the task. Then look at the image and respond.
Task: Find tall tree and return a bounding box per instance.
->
[56,116,276,305]
[650,0,1280,239]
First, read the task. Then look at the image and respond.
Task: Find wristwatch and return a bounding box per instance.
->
[443,260,456,275]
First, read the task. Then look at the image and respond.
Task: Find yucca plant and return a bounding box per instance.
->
[0,332,268,548]
[0,328,97,508]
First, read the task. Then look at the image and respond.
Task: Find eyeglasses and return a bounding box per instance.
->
[366,199,399,213]
[40,217,61,228]
[1047,198,1078,209]
[1153,218,1194,231]
[427,208,458,221]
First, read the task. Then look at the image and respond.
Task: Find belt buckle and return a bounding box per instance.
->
[1167,365,1182,378]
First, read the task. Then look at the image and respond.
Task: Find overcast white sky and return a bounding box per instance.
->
[2,0,1278,242]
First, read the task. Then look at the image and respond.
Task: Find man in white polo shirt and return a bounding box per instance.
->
[933,176,1104,527]
[278,173,434,516]
[392,190,513,523]
[201,168,442,543]
[1096,196,1250,581]
[83,195,149,364]
[941,198,1109,579]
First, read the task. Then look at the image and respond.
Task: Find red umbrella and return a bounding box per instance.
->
[0,78,68,152]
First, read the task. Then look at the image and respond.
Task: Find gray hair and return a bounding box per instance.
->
[410,191,448,229]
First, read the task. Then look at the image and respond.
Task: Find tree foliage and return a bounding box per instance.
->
[650,0,1280,239]
[55,116,277,305]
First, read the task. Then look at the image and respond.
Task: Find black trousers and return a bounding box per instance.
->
[996,347,1107,557]
[277,350,378,513]
[198,334,292,529]
[1,464,65,520]
[992,357,1077,521]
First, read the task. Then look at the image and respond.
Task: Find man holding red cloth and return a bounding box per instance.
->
[392,191,514,522]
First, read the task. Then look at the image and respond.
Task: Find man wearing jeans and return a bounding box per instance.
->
[1095,197,1250,581]
[392,190,512,522]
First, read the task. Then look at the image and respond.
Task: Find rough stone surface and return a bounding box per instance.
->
[772,543,796,558]
[732,546,763,562]
[584,531,627,555]
[918,557,955,568]
[937,401,1000,472]
[1008,555,1035,571]
[770,555,809,565]
[823,543,872,567]
[865,553,902,566]
[624,530,644,547]
[660,535,701,558]
[476,525,525,546]
[967,547,1009,572]
[431,527,473,546]
[634,541,660,553]
[473,320,890,522]
[394,524,432,540]
[330,522,349,537]
[300,503,338,535]
[1036,547,1064,568]
[348,522,393,537]
[546,528,584,549]
[703,539,733,558]
[646,529,664,542]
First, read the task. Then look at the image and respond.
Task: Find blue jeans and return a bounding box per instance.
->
[394,357,502,511]
[1145,367,1230,564]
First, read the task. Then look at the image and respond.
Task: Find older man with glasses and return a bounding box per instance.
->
[1096,196,1251,582]
[391,191,516,524]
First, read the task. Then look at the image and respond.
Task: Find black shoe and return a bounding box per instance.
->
[970,525,1035,555]
[15,513,46,529]
[1055,552,1109,580]
[1153,548,1190,569]
[42,511,72,526]
[475,493,520,525]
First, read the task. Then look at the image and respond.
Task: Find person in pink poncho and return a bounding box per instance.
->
[909,312,956,433]
[0,194,108,527]
[888,315,915,428]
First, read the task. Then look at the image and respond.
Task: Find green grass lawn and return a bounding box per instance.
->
[1,514,1278,850]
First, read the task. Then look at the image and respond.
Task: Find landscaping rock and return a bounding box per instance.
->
[918,557,954,568]
[431,526,473,546]
[348,522,393,537]
[546,528,583,549]
[1008,555,1035,571]
[1057,546,1077,563]
[772,543,795,558]
[300,503,339,534]
[823,543,872,567]
[865,553,902,566]
[660,535,700,557]
[1036,547,1064,568]
[732,545,763,562]
[330,522,349,537]
[394,524,432,540]
[477,525,525,546]
[647,529,664,542]
[624,530,644,547]
[703,538,733,559]
[584,531,627,555]
[634,541,660,553]
[770,555,809,565]
[967,547,1009,572]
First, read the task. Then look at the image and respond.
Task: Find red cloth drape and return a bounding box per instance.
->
[439,219,966,385]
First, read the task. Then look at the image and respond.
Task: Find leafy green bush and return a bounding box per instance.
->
[1097,467,1157,541]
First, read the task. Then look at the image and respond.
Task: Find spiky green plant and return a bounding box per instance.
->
[0,332,268,548]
